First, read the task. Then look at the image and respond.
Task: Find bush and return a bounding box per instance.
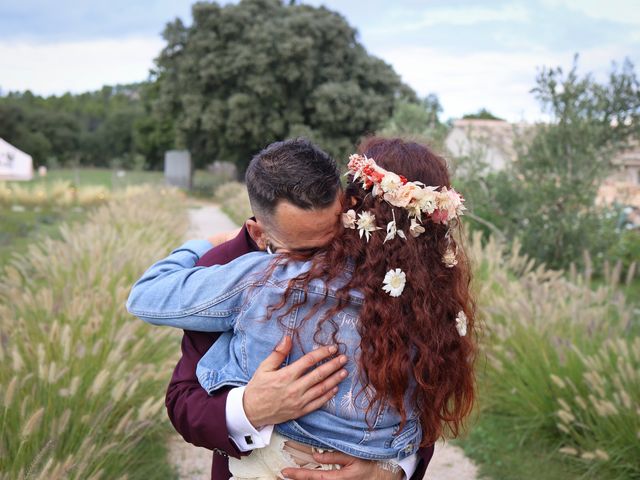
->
[469,233,639,478]
[0,187,188,479]
[214,181,253,226]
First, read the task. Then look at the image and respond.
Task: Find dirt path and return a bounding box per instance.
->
[168,203,481,480]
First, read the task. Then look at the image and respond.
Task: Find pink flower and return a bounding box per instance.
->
[384,183,421,208]
[431,208,449,224]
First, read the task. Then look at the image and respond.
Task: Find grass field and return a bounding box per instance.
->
[4,167,230,192]
[0,168,228,267]
[0,187,188,479]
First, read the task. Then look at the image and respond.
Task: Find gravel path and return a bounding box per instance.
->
[168,203,481,480]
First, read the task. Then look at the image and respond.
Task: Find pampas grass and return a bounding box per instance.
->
[0,186,188,479]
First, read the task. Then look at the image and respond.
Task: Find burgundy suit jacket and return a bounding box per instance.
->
[165,225,434,479]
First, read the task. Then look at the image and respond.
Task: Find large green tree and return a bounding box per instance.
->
[154,0,414,171]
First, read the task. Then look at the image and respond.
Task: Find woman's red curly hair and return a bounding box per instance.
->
[277,137,476,445]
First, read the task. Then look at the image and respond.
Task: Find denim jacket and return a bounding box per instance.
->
[127,240,421,461]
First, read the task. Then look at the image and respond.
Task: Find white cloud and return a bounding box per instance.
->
[376,44,636,121]
[0,36,164,95]
[370,3,530,34]
[540,0,640,25]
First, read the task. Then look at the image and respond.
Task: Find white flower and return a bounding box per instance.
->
[356,211,381,242]
[383,210,406,243]
[342,209,357,229]
[442,246,458,268]
[409,218,425,238]
[382,268,406,297]
[455,311,468,337]
[380,172,403,193]
[418,187,438,215]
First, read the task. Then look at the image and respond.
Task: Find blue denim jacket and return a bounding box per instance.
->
[127,240,421,461]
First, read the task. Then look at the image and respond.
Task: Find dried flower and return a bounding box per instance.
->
[455,311,468,336]
[382,269,406,297]
[356,211,381,242]
[342,209,357,229]
[442,247,458,268]
[384,210,406,243]
[409,218,425,238]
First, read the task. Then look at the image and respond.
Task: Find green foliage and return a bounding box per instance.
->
[154,0,413,170]
[214,181,253,226]
[0,84,172,169]
[381,94,449,149]
[0,188,187,479]
[457,56,640,271]
[462,108,504,121]
[466,233,639,479]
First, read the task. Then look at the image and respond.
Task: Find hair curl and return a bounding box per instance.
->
[274,137,476,445]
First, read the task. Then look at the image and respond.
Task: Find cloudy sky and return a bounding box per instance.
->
[1,0,638,121]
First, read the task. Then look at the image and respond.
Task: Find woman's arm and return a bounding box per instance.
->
[126,239,270,332]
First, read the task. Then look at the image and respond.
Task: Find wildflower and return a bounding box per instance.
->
[442,247,458,268]
[380,172,404,193]
[455,311,468,337]
[356,211,381,242]
[383,211,406,243]
[342,209,357,229]
[382,269,406,297]
[409,218,425,238]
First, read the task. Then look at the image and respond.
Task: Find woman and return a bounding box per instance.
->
[127,137,476,479]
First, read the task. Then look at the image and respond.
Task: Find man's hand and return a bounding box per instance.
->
[243,336,348,428]
[281,451,404,480]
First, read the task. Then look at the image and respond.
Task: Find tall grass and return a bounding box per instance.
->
[469,234,639,479]
[0,181,110,208]
[214,182,252,226]
[0,187,188,479]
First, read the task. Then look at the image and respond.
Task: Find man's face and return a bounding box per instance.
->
[254,196,342,253]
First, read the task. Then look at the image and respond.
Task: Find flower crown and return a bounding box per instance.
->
[343,153,467,336]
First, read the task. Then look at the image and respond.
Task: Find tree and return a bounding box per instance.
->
[462,108,504,121]
[381,94,448,149]
[461,56,640,270]
[154,0,413,171]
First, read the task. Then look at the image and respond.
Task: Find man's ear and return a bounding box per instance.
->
[246,218,268,250]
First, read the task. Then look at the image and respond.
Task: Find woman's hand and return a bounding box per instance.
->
[281,451,404,480]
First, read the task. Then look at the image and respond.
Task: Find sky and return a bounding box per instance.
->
[1,0,639,121]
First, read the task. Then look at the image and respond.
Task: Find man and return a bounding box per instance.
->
[165,139,434,479]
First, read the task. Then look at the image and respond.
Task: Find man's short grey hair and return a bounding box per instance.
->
[245,138,341,219]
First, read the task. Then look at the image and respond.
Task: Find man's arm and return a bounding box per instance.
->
[166,329,242,455]
[164,227,346,457]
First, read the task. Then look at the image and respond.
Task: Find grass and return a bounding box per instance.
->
[0,186,188,479]
[8,168,233,195]
[0,208,87,267]
[457,413,618,480]
[11,168,165,190]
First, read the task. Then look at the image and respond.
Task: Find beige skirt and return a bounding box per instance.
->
[229,432,340,480]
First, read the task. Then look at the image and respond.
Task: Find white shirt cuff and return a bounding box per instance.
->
[397,452,418,480]
[225,386,274,451]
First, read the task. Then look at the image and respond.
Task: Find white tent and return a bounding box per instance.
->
[0,138,33,181]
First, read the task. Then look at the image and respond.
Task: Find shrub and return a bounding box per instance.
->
[469,233,639,478]
[0,187,188,479]
[214,181,253,226]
